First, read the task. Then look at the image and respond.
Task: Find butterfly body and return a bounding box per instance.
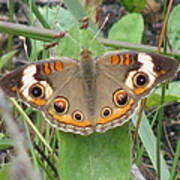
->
[0,50,178,135]
[80,49,97,121]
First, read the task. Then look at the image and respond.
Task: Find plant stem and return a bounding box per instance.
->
[0,21,59,42]
[156,84,166,180]
[7,0,15,51]
[1,21,180,56]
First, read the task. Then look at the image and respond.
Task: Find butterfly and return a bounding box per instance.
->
[0,47,178,135]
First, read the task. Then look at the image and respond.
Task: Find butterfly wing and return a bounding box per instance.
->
[42,73,95,135]
[94,51,178,132]
[96,51,178,98]
[0,57,96,135]
[0,58,79,110]
[94,68,137,133]
[0,51,178,135]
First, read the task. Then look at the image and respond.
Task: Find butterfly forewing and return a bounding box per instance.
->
[0,58,78,110]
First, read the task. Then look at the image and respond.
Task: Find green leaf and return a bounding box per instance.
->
[57,25,105,59]
[63,0,96,31]
[147,82,180,107]
[120,0,147,12]
[0,164,11,180]
[108,13,144,44]
[0,138,14,150]
[168,5,180,50]
[64,0,87,21]
[57,124,132,180]
[169,140,180,180]
[38,7,77,31]
[0,50,17,69]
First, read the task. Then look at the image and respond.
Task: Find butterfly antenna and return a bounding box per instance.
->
[89,13,110,45]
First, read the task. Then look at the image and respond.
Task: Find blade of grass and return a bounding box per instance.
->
[11,98,53,154]
[156,84,166,180]
[23,0,51,29]
[0,89,41,180]
[132,112,170,180]
[169,140,180,180]
[0,50,17,69]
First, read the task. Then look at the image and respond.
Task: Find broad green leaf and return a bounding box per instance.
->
[0,139,14,150]
[168,5,180,50]
[64,0,87,21]
[147,82,180,107]
[63,0,96,31]
[57,124,132,180]
[147,94,179,108]
[38,7,77,31]
[57,25,105,59]
[64,0,97,31]
[120,0,147,12]
[108,13,144,44]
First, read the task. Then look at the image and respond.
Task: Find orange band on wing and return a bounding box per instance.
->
[123,54,132,65]
[158,70,167,75]
[48,109,92,127]
[31,99,47,106]
[54,61,64,71]
[43,63,51,74]
[97,99,135,124]
[11,86,18,92]
[111,55,121,65]
[133,86,149,95]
